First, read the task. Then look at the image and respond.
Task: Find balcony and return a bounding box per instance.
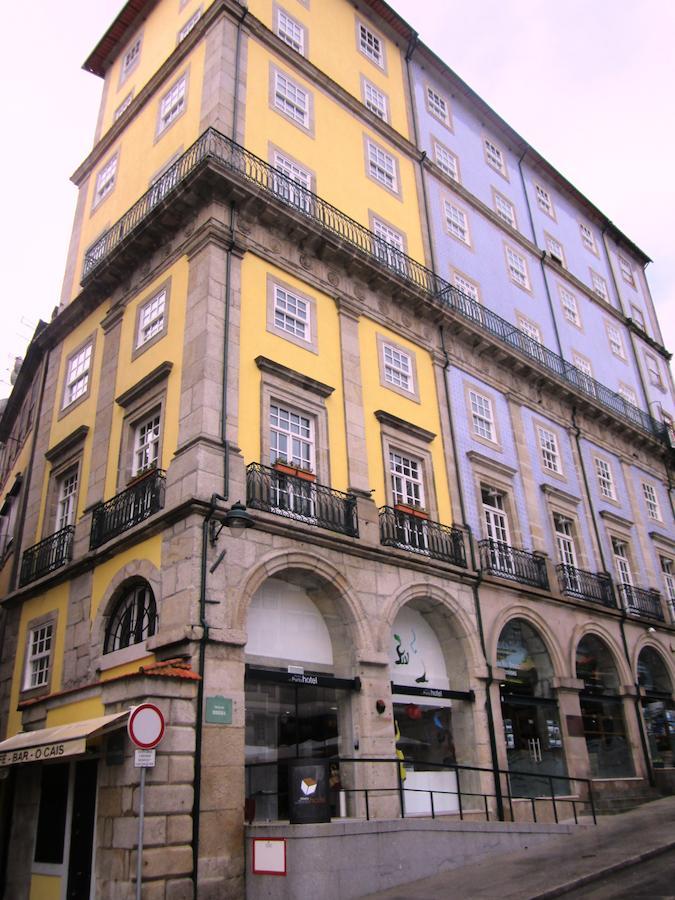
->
[79,127,666,446]
[379,506,467,567]
[19,526,74,587]
[478,539,549,590]
[556,564,616,608]
[90,469,165,550]
[618,583,665,622]
[246,462,358,537]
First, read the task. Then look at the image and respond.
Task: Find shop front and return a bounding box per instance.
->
[496,619,567,797]
[638,647,675,769]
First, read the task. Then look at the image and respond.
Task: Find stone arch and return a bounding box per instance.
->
[567,623,633,687]
[90,559,161,663]
[234,548,371,672]
[632,637,675,689]
[488,604,566,678]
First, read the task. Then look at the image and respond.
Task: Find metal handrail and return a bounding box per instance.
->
[90,468,166,550]
[19,525,75,586]
[478,539,549,589]
[556,564,616,608]
[378,505,467,567]
[246,462,358,537]
[618,583,665,621]
[80,127,667,444]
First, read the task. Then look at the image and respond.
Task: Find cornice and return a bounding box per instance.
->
[598,509,634,529]
[540,484,582,506]
[255,355,334,398]
[374,410,435,443]
[45,425,90,463]
[115,361,173,408]
[466,450,517,478]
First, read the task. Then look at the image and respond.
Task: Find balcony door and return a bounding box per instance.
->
[482,487,512,572]
[555,515,580,593]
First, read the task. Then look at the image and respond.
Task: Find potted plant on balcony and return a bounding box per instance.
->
[393,503,429,520]
[271,457,316,482]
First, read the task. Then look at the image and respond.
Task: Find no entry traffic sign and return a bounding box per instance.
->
[128,703,165,750]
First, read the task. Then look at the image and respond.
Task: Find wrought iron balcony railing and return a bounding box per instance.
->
[379,506,467,567]
[81,127,667,444]
[19,526,74,587]
[90,469,166,550]
[618,583,665,621]
[478,539,549,590]
[556,564,616,608]
[246,462,358,537]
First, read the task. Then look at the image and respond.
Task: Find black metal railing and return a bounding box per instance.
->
[379,506,466,567]
[245,756,596,827]
[556,564,616,608]
[81,127,667,444]
[90,469,165,550]
[246,462,358,537]
[478,539,549,589]
[19,526,74,586]
[618,583,665,621]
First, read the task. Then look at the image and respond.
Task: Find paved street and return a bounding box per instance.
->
[558,847,675,899]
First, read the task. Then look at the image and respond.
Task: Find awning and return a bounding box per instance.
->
[0,711,129,767]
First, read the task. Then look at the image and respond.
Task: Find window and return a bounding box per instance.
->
[426,86,450,126]
[505,246,530,290]
[517,315,542,345]
[24,622,53,690]
[133,411,161,476]
[469,390,495,442]
[612,538,633,586]
[56,468,78,531]
[157,73,186,135]
[579,222,597,254]
[93,154,118,208]
[618,255,635,287]
[0,496,18,558]
[454,271,480,303]
[114,93,133,121]
[545,234,565,267]
[535,183,555,217]
[63,342,93,408]
[606,321,626,359]
[660,557,675,608]
[481,487,513,570]
[444,201,470,245]
[559,286,581,326]
[274,285,309,341]
[493,190,516,228]
[104,582,157,654]
[630,305,646,331]
[537,425,561,474]
[590,270,609,301]
[642,483,661,521]
[366,140,398,192]
[594,457,616,500]
[272,150,313,212]
[390,451,424,508]
[273,70,310,128]
[372,217,406,273]
[618,383,638,406]
[137,288,167,348]
[277,8,305,53]
[121,35,142,82]
[645,353,663,389]
[572,353,596,395]
[554,515,578,568]
[382,343,413,393]
[358,22,384,68]
[362,79,387,121]
[484,137,506,176]
[433,142,459,181]
[573,353,593,378]
[178,8,201,42]
[270,404,313,471]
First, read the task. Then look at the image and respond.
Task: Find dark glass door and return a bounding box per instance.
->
[66,760,98,900]
[501,697,567,797]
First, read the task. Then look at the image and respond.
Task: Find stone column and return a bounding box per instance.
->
[335,298,371,497]
[554,677,590,782]
[621,684,650,780]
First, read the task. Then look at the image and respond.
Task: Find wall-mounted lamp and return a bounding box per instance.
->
[647,626,656,634]
[376,699,386,715]
[209,501,255,545]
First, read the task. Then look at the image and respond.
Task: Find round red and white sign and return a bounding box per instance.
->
[128,703,165,750]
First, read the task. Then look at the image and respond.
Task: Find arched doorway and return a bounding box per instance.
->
[638,647,674,768]
[244,575,358,820]
[576,635,634,778]
[497,619,567,796]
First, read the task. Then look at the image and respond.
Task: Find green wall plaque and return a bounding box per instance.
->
[205,696,233,724]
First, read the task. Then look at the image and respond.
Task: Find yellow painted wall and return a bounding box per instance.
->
[91,535,162,624]
[99,654,155,683]
[103,259,188,500]
[7,583,70,738]
[47,697,104,728]
[237,256,349,490]
[30,874,62,900]
[243,39,424,262]
[99,0,216,135]
[359,317,453,523]
[247,0,411,139]
[70,40,206,301]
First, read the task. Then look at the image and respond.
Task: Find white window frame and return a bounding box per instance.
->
[545,234,566,267]
[537,425,561,474]
[434,141,459,181]
[594,456,616,500]
[559,286,581,327]
[612,538,633,587]
[93,154,118,208]
[358,21,384,68]
[157,73,187,136]
[660,557,675,611]
[517,315,542,345]
[454,271,480,304]
[535,183,555,218]
[389,450,425,508]
[493,190,516,228]
[606,321,626,359]
[63,343,93,409]
[590,270,609,301]
[366,140,398,193]
[121,35,142,82]
[276,8,305,54]
[24,623,54,691]
[579,222,597,254]
[426,85,450,126]
[618,255,636,287]
[554,514,578,568]
[484,137,506,177]
[469,390,495,442]
[573,353,593,378]
[273,284,310,342]
[382,342,413,394]
[273,70,310,129]
[618,383,638,407]
[642,483,661,521]
[630,305,646,331]
[137,288,167,348]
[372,218,406,274]
[114,93,133,122]
[362,79,388,121]
[444,201,470,245]
[505,245,530,290]
[645,353,663,389]
[272,150,313,212]
[178,8,202,43]
[132,411,161,476]
[56,468,78,532]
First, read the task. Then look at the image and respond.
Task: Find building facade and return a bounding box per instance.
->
[0,1,673,897]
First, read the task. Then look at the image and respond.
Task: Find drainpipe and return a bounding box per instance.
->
[517,153,564,360]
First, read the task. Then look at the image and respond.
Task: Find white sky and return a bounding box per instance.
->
[1,0,672,397]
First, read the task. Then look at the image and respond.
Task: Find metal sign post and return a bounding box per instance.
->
[128,704,165,900]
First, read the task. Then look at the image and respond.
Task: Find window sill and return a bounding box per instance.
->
[97,642,153,672]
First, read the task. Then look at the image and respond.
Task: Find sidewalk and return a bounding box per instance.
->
[363,795,675,899]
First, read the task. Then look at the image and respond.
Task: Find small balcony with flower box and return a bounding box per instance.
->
[379,505,467,568]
